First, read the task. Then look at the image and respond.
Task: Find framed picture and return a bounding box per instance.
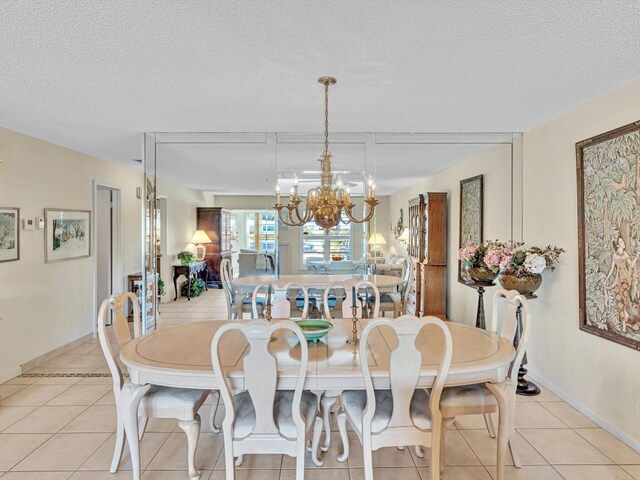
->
[45,209,91,263]
[0,207,20,263]
[577,120,640,350]
[458,175,483,283]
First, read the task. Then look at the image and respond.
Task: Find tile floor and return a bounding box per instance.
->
[1,289,639,479]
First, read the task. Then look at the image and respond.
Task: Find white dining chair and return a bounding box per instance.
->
[373,257,412,318]
[336,315,453,480]
[251,282,310,319]
[323,280,380,320]
[221,258,264,319]
[438,289,531,476]
[211,320,320,480]
[98,293,216,480]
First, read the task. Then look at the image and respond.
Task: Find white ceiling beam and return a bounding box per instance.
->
[374,133,515,144]
[154,132,267,144]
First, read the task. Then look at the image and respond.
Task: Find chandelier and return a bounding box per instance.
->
[274,76,378,231]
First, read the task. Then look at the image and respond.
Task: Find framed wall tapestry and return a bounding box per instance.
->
[45,208,91,263]
[458,175,483,283]
[577,120,640,350]
[0,207,20,263]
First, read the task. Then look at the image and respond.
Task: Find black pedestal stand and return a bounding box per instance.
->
[514,294,540,396]
[464,281,496,330]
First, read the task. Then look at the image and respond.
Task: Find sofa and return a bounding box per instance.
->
[238,249,275,277]
[369,254,407,278]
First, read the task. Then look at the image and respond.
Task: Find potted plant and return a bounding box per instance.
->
[499,244,564,294]
[181,278,206,298]
[458,240,511,283]
[177,251,195,266]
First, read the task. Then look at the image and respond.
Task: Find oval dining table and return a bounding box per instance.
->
[120,318,516,480]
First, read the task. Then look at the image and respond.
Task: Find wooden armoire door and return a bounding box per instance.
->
[197,207,232,288]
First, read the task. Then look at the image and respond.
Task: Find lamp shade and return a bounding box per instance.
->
[191,230,212,245]
[367,233,387,245]
[399,229,410,242]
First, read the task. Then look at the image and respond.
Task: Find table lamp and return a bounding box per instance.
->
[191,230,212,261]
[367,232,387,257]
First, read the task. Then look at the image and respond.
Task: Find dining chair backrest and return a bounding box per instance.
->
[489,288,531,383]
[400,257,412,302]
[323,280,380,320]
[220,258,235,317]
[97,292,141,393]
[251,282,309,319]
[360,315,453,433]
[211,320,309,438]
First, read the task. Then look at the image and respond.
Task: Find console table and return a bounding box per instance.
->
[173,261,209,301]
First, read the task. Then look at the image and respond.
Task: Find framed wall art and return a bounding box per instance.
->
[45,208,91,263]
[577,120,640,350]
[0,207,20,263]
[458,175,483,282]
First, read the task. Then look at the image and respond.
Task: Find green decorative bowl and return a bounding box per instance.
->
[296,320,333,343]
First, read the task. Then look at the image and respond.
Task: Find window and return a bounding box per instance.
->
[246,212,276,252]
[301,214,352,264]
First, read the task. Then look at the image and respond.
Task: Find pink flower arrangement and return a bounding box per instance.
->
[458,243,479,262]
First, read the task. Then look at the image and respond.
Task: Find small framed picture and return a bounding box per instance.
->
[0,207,20,263]
[45,209,91,263]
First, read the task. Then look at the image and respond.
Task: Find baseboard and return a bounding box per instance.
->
[527,370,640,453]
[20,332,95,374]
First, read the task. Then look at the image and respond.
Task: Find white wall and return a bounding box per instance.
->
[0,127,213,381]
[387,145,513,323]
[523,79,640,448]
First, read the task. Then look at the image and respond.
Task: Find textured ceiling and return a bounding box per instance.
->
[1,0,640,189]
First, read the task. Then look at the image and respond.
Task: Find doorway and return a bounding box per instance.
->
[93,182,123,333]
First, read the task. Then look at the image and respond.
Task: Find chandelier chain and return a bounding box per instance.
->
[324,80,329,155]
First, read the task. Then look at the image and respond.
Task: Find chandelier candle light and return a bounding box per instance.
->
[274,77,379,231]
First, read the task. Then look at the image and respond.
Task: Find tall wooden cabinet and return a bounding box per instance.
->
[197,207,232,288]
[406,192,447,319]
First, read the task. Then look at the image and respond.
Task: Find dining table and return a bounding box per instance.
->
[120,317,516,480]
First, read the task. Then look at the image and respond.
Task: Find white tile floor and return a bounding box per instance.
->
[1,289,639,479]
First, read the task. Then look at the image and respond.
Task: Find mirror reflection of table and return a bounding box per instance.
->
[232,274,402,293]
[232,274,404,319]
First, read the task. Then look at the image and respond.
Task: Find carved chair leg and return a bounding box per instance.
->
[486,382,516,480]
[110,400,126,473]
[320,394,338,452]
[484,413,496,438]
[209,390,221,433]
[178,415,201,480]
[310,415,324,466]
[121,383,150,480]
[509,430,522,468]
[336,409,350,463]
[440,417,455,476]
[138,416,148,441]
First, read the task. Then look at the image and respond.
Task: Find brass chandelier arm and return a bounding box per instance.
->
[276,206,304,227]
[293,201,312,224]
[343,200,379,224]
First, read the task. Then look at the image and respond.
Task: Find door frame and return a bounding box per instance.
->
[92,180,123,337]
